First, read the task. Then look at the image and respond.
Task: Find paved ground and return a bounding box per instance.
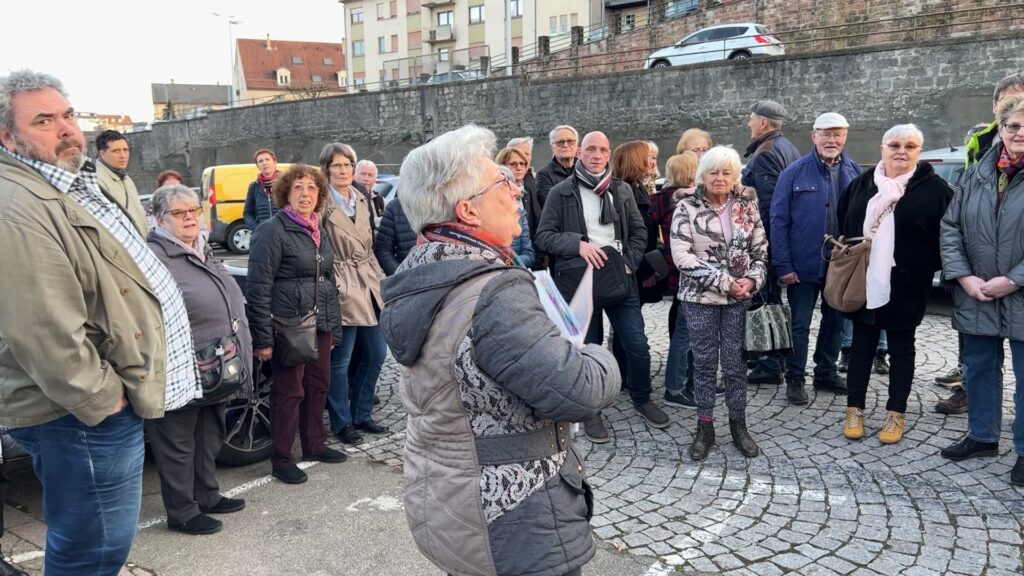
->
[2,296,1022,575]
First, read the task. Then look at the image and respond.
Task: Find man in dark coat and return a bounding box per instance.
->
[535,125,579,207]
[742,100,802,385]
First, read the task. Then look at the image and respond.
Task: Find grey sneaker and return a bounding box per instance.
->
[583,414,610,443]
[935,366,963,387]
[635,402,670,429]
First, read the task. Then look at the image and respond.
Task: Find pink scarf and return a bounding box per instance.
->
[282,205,321,248]
[864,162,914,309]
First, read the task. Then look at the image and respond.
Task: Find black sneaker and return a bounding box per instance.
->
[200,496,246,514]
[786,381,809,405]
[583,415,610,443]
[664,388,696,408]
[354,419,390,434]
[635,402,670,429]
[873,352,890,375]
[935,386,968,415]
[812,375,848,394]
[168,513,223,535]
[304,446,348,463]
[747,370,783,385]
[336,425,364,445]
[1011,456,1024,486]
[940,435,999,461]
[838,348,851,373]
[272,464,308,485]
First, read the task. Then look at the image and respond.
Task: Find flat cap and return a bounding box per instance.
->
[749,100,786,122]
[813,112,850,130]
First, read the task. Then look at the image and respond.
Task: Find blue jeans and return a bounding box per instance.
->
[665,299,694,394]
[963,335,1024,455]
[327,325,387,432]
[841,318,887,351]
[585,282,652,405]
[10,408,144,576]
[786,281,842,384]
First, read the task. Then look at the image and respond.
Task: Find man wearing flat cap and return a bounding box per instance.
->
[770,112,863,405]
[742,100,801,386]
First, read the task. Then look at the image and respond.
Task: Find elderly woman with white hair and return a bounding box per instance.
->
[380,125,619,576]
[671,145,767,461]
[837,124,953,445]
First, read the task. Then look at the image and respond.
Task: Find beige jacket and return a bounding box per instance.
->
[322,187,384,326]
[0,153,167,428]
[96,160,148,236]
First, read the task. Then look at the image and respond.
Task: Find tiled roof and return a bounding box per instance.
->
[151,83,231,106]
[236,38,346,90]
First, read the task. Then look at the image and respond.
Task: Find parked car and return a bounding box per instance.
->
[201,163,294,255]
[374,175,400,205]
[425,70,483,84]
[919,145,965,187]
[644,23,784,69]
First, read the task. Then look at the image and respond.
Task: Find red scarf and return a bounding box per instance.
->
[257,171,279,195]
[282,205,321,247]
[419,222,515,265]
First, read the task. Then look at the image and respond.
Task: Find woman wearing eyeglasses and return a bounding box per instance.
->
[836,124,953,445]
[318,143,390,447]
[940,95,1024,486]
[495,146,536,268]
[145,184,254,534]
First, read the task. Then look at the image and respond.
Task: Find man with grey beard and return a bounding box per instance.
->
[0,70,196,575]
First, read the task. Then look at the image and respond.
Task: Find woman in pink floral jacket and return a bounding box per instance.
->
[670,146,768,461]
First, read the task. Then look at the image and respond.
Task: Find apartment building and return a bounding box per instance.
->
[343,0,601,88]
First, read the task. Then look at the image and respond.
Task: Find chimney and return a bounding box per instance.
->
[266,34,272,50]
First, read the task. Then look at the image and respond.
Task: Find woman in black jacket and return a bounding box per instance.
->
[245,164,346,484]
[836,124,953,445]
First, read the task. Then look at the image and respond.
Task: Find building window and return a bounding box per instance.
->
[291,56,303,64]
[312,75,322,83]
[354,78,366,86]
[351,9,363,23]
[510,0,522,17]
[353,40,365,56]
[277,72,291,86]
[323,57,334,65]
[559,15,568,34]
[438,48,450,62]
[469,5,484,23]
[377,2,392,19]
[549,16,557,35]
[623,13,636,31]
[379,36,387,53]
[438,10,453,26]
[571,13,578,27]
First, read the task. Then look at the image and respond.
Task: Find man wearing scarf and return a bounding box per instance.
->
[535,131,671,443]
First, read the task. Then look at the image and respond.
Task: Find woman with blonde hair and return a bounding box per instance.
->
[495,147,536,267]
[675,128,713,158]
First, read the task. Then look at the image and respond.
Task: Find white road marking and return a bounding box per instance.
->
[642,561,672,575]
[9,551,44,564]
[345,495,403,512]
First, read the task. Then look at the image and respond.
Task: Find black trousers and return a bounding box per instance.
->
[847,322,916,412]
[144,403,227,524]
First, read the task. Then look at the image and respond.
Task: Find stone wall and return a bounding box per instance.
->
[126,34,1024,189]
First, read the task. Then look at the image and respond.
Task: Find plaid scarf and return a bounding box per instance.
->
[574,160,616,225]
[420,222,515,265]
[282,206,321,247]
[996,146,1024,202]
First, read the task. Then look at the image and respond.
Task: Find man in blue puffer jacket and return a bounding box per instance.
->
[771,112,863,406]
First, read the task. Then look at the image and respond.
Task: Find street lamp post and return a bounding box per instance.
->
[213,12,242,107]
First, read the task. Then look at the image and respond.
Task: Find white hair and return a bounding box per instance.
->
[507,137,534,148]
[882,124,924,146]
[695,146,742,184]
[355,159,377,171]
[548,125,578,145]
[150,184,200,220]
[400,124,496,233]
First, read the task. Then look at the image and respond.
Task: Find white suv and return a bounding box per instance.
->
[644,23,784,69]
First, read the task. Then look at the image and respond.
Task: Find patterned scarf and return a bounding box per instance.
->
[419,222,515,265]
[996,146,1024,201]
[257,171,279,195]
[574,160,616,225]
[282,205,321,247]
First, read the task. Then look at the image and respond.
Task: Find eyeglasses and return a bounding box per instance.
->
[506,161,527,168]
[329,162,353,170]
[1001,122,1023,135]
[553,139,577,148]
[469,173,517,201]
[884,142,920,152]
[166,207,203,219]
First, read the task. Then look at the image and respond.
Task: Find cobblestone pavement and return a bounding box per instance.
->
[357,299,1024,575]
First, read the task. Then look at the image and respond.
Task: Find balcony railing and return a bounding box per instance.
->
[425,24,456,43]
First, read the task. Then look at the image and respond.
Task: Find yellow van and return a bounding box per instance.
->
[201,163,292,254]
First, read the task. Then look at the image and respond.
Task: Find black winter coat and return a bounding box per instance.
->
[742,130,801,220]
[837,161,953,330]
[535,157,574,208]
[243,180,279,231]
[373,198,417,276]
[245,212,343,348]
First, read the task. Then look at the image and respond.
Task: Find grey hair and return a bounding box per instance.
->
[355,159,376,172]
[507,136,533,148]
[150,184,200,221]
[548,125,578,145]
[996,94,1024,125]
[881,124,924,146]
[994,71,1024,104]
[0,70,68,134]
[695,146,742,185]
[318,142,357,175]
[400,124,496,233]
[765,117,783,130]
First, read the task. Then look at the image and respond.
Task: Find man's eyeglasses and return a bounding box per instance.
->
[884,142,920,152]
[553,139,577,148]
[1001,122,1023,135]
[469,173,517,201]
[506,161,527,168]
[166,207,203,219]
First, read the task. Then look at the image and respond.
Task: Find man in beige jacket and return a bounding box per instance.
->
[0,70,199,575]
[95,129,147,235]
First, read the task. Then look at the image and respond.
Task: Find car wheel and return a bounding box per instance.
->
[216,360,273,466]
[651,59,671,69]
[729,51,751,60]
[225,222,251,254]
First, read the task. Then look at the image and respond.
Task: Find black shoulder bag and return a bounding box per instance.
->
[191,262,248,407]
[272,252,321,367]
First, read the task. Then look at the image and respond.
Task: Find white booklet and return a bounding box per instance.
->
[533,268,594,350]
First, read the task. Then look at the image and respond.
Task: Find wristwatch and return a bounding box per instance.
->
[1009,277,1018,287]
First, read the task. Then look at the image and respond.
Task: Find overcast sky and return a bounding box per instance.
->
[1,0,345,123]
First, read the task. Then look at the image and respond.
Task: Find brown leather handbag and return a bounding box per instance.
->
[822,235,871,313]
